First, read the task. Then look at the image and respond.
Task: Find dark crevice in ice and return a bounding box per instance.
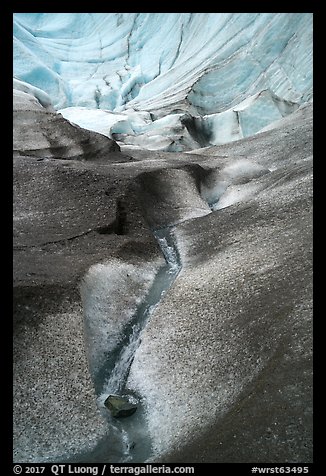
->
[170,23,184,68]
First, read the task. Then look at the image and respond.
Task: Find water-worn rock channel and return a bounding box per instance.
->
[67,227,181,463]
[67,162,266,463]
[13,101,313,463]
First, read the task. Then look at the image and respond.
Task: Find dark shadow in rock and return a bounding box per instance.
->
[96,199,128,235]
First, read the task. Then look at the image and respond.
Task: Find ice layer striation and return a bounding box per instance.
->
[13,13,313,150]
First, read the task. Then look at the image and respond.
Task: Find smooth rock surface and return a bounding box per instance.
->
[13,294,108,462]
[127,107,313,463]
[13,88,122,161]
[13,105,313,462]
[13,122,164,462]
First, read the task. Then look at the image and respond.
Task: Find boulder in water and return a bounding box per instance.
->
[104,395,138,418]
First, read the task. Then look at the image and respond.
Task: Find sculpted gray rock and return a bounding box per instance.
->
[13,88,122,162]
[13,103,312,462]
[13,89,163,462]
[127,106,313,463]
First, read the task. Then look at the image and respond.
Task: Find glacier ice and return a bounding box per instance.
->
[13,13,312,150]
[13,78,54,110]
[13,14,313,462]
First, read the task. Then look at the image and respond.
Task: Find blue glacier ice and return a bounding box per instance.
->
[13,12,313,464]
[13,13,312,150]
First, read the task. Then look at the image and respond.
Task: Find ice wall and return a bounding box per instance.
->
[13,13,313,149]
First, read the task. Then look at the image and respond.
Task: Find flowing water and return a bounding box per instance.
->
[66,227,181,463]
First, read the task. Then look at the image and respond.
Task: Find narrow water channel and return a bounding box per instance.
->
[66,226,181,463]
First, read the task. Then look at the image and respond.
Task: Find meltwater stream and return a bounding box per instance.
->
[67,227,181,463]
